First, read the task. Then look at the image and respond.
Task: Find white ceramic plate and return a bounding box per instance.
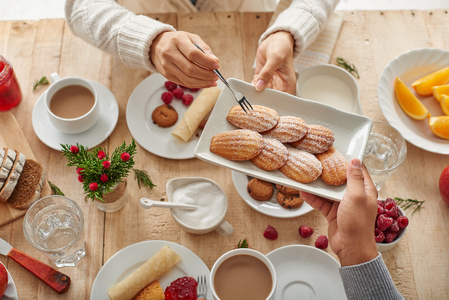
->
[267,245,346,300]
[231,171,313,218]
[195,78,373,202]
[32,80,119,151]
[90,240,212,300]
[0,261,18,300]
[126,74,221,159]
[378,47,449,154]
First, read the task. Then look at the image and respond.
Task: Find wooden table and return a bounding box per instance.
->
[0,10,448,299]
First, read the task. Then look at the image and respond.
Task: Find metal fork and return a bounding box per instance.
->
[197,275,208,298]
[193,43,253,114]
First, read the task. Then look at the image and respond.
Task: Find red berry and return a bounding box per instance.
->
[173,87,184,99]
[121,152,130,161]
[384,231,398,243]
[98,150,106,159]
[77,175,84,182]
[76,167,84,175]
[263,225,278,240]
[161,92,173,104]
[70,145,79,154]
[164,81,178,92]
[377,200,385,207]
[100,174,108,183]
[315,235,328,249]
[103,160,111,169]
[377,214,393,231]
[385,206,399,219]
[182,94,194,106]
[164,276,197,300]
[389,220,400,232]
[374,228,385,243]
[384,198,397,210]
[377,204,384,215]
[189,88,200,92]
[299,225,314,238]
[397,215,409,229]
[89,182,98,191]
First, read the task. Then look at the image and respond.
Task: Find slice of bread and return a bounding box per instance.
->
[7,159,44,210]
[132,280,164,300]
[0,150,25,203]
[0,148,16,190]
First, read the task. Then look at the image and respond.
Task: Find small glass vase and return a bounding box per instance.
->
[93,179,127,212]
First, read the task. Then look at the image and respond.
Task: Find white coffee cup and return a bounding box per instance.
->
[210,248,277,300]
[166,177,234,236]
[45,73,99,134]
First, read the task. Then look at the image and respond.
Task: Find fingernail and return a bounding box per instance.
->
[209,53,220,62]
[212,62,220,70]
[351,158,362,169]
[255,79,266,91]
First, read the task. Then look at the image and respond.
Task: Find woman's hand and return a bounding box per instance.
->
[252,31,296,95]
[300,159,379,266]
[150,31,219,88]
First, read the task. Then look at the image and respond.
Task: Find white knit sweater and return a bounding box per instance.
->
[65,0,338,72]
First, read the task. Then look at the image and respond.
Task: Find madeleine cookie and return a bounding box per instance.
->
[210,129,264,161]
[276,191,304,209]
[250,137,288,171]
[247,178,274,201]
[152,104,178,128]
[290,124,334,154]
[275,184,300,195]
[264,116,308,143]
[316,147,348,186]
[279,147,323,183]
[226,105,279,132]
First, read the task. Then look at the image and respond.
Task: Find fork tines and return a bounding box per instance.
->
[239,97,253,114]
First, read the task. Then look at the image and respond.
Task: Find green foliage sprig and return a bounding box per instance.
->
[48,180,65,196]
[237,239,249,248]
[61,139,155,202]
[33,76,49,91]
[394,197,425,215]
[336,57,360,79]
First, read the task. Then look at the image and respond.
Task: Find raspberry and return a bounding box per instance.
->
[182,94,194,106]
[161,92,173,104]
[164,81,178,92]
[389,220,400,232]
[377,200,385,207]
[377,214,393,231]
[315,235,328,249]
[384,231,398,243]
[263,225,278,240]
[384,198,397,210]
[397,215,409,229]
[189,88,200,92]
[299,225,314,238]
[173,87,184,99]
[377,204,384,215]
[374,228,385,243]
[385,206,399,219]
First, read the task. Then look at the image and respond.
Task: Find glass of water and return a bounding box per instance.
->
[363,122,407,191]
[23,195,85,268]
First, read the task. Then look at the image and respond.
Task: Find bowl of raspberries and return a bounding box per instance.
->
[375,198,409,252]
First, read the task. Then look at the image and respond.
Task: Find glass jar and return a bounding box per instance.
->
[0,56,22,111]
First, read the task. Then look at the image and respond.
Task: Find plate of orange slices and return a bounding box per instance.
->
[378,48,449,154]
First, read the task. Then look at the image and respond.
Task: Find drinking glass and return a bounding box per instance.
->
[23,195,86,268]
[363,122,407,191]
[0,56,22,111]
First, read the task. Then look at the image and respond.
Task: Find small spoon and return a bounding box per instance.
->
[139,197,198,211]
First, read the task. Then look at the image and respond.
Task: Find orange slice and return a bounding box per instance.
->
[411,66,449,96]
[429,116,449,140]
[394,77,430,120]
[441,95,449,116]
[432,84,449,102]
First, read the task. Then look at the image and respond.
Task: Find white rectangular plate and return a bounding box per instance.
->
[194,78,372,201]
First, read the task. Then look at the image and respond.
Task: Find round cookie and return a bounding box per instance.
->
[247,178,274,201]
[275,184,300,195]
[276,191,304,209]
[151,104,178,128]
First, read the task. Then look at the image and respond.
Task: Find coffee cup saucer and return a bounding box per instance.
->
[32,80,119,151]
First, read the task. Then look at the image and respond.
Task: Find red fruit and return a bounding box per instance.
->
[98,150,106,159]
[182,94,194,106]
[384,231,398,243]
[377,204,384,215]
[103,160,111,169]
[263,225,278,240]
[173,87,184,99]
[164,81,178,92]
[374,228,385,243]
[315,235,328,249]
[89,182,98,191]
[385,205,399,219]
[100,174,108,183]
[0,263,8,298]
[161,92,173,104]
[397,215,409,229]
[164,276,197,300]
[121,152,130,161]
[299,225,314,238]
[377,214,393,231]
[70,145,79,154]
[76,167,84,175]
[77,175,84,183]
[384,198,397,210]
[389,220,400,232]
[440,165,449,206]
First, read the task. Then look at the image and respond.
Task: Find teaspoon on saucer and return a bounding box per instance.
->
[139,197,198,210]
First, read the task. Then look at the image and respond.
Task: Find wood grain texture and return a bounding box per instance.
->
[0,10,448,299]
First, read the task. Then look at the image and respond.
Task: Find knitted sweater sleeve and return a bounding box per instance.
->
[339,254,405,300]
[259,0,340,58]
[65,0,175,71]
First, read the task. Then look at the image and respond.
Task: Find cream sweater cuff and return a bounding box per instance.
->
[118,15,175,72]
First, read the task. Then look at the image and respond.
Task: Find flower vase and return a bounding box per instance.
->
[93,179,127,212]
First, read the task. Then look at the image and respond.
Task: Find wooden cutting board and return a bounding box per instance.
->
[0,112,51,226]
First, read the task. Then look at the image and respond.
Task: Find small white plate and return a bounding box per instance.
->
[90,240,212,300]
[126,74,209,160]
[195,78,372,202]
[231,171,313,218]
[32,80,119,151]
[378,47,449,154]
[0,261,18,300]
[267,245,346,300]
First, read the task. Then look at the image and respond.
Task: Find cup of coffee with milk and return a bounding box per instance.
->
[166,177,234,236]
[45,73,99,134]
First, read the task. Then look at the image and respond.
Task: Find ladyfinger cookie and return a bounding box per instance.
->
[210,129,264,161]
[226,105,279,132]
